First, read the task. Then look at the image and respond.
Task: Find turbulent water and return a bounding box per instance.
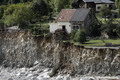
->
[0,31,120,80]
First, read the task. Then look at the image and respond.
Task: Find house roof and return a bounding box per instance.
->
[57,8,90,22]
[57,9,76,22]
[70,8,90,22]
[83,0,114,4]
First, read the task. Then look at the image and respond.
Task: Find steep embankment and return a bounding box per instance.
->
[0,31,120,76]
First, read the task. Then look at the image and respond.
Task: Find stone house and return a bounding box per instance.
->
[72,0,115,11]
[50,8,95,35]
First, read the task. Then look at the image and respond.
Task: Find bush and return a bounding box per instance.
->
[90,20,102,37]
[74,30,86,43]
[101,18,117,37]
[31,27,40,35]
[116,22,120,37]
[71,29,77,39]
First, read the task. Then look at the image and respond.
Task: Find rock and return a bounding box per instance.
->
[34,61,39,65]
[20,68,26,72]
[33,73,39,77]
[36,69,43,73]
[8,78,13,80]
[89,78,94,80]
[27,74,33,78]
[29,67,37,72]
[16,72,25,77]
[31,77,39,80]
[56,75,64,80]
[63,75,70,80]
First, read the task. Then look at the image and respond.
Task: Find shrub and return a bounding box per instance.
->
[90,20,102,37]
[71,29,77,39]
[116,22,120,37]
[31,27,40,35]
[74,30,86,43]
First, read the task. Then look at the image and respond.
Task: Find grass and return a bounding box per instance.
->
[63,39,120,47]
[29,21,49,31]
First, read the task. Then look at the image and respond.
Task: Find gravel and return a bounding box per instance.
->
[0,66,120,80]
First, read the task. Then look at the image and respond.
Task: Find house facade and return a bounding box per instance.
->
[72,0,115,11]
[50,8,95,35]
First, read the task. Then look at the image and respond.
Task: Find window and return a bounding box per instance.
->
[62,25,66,30]
[97,6,101,10]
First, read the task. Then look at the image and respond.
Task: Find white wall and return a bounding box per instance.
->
[96,4,110,11]
[50,23,62,33]
[50,22,72,34]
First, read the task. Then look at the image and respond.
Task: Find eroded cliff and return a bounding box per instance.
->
[0,31,120,76]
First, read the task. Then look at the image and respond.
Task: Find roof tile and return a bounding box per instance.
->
[57,9,76,22]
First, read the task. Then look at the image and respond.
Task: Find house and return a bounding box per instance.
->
[72,0,115,11]
[50,8,95,35]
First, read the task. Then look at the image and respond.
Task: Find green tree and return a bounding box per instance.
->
[99,6,112,21]
[71,29,77,39]
[74,30,86,43]
[3,3,31,27]
[0,5,7,19]
[30,0,53,21]
[101,18,117,37]
[90,20,102,37]
[116,22,120,37]
[56,0,70,12]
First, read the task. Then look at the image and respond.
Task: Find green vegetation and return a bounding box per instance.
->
[74,30,86,43]
[98,6,112,21]
[115,0,120,15]
[3,3,31,27]
[90,20,102,37]
[64,39,120,47]
[71,29,77,39]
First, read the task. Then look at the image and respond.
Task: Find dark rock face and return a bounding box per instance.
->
[0,31,120,76]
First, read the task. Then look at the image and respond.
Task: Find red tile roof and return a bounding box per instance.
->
[57,9,76,22]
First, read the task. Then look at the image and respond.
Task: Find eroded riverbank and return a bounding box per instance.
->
[0,31,120,79]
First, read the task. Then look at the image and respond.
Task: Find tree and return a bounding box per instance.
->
[56,0,70,12]
[99,6,112,21]
[74,30,86,43]
[3,3,31,27]
[30,0,53,21]
[71,29,77,39]
[0,5,7,19]
[90,20,102,37]
[101,18,117,37]
[115,0,120,15]
[116,22,120,37]
[12,4,31,27]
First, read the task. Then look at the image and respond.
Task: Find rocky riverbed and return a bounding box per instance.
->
[0,62,120,80]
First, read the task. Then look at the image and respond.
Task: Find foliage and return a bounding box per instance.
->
[115,0,120,15]
[90,20,102,37]
[74,30,86,43]
[0,0,33,5]
[56,0,70,12]
[31,27,41,35]
[116,22,120,37]
[30,0,53,21]
[71,30,77,39]
[101,18,117,37]
[0,20,4,29]
[0,5,7,19]
[3,3,31,27]
[99,6,112,20]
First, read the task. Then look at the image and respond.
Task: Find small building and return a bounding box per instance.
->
[72,0,115,12]
[50,8,95,35]
[6,26,20,32]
